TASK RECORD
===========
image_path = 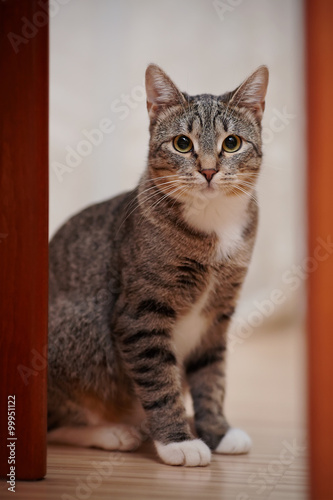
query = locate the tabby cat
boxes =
[48,63,269,466]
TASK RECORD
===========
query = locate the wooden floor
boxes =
[1,321,307,499]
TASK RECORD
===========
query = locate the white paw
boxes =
[215,428,252,454]
[155,439,211,467]
[95,425,142,451]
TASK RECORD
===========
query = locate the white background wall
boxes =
[50,0,305,319]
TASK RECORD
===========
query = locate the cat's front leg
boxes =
[186,334,252,455]
[115,314,211,466]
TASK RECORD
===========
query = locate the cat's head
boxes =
[144,64,268,204]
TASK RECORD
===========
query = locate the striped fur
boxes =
[48,64,268,465]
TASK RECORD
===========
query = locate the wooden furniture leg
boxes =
[306,0,333,498]
[0,0,48,481]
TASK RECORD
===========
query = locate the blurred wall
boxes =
[50,0,305,320]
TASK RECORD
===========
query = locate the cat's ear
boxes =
[145,64,185,122]
[229,66,269,122]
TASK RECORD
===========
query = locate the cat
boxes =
[48,63,269,467]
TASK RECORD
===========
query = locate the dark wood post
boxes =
[306,0,333,498]
[0,0,48,480]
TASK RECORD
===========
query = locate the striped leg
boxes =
[114,300,211,466]
[186,340,251,454]
[186,342,230,449]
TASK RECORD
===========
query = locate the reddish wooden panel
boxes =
[306,0,333,498]
[0,0,48,481]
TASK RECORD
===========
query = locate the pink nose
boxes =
[201,169,217,182]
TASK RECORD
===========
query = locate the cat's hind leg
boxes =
[48,424,143,451]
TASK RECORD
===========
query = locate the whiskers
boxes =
[148,183,188,212]
[117,169,259,236]
[218,172,259,206]
[116,175,188,234]
[228,183,259,206]
[136,181,189,228]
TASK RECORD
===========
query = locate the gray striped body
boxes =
[48,64,268,450]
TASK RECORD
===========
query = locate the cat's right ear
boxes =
[145,64,185,123]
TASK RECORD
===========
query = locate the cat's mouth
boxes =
[200,183,217,191]
[198,177,237,191]
[197,178,255,199]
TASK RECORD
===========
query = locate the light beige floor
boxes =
[1,322,308,500]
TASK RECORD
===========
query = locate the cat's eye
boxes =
[222,135,242,153]
[173,135,193,153]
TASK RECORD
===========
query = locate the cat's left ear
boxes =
[229,66,269,122]
[145,64,185,123]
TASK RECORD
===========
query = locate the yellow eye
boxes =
[173,135,193,153]
[222,135,242,153]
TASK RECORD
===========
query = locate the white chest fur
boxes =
[173,191,250,361]
[182,191,250,260]
[172,276,216,362]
